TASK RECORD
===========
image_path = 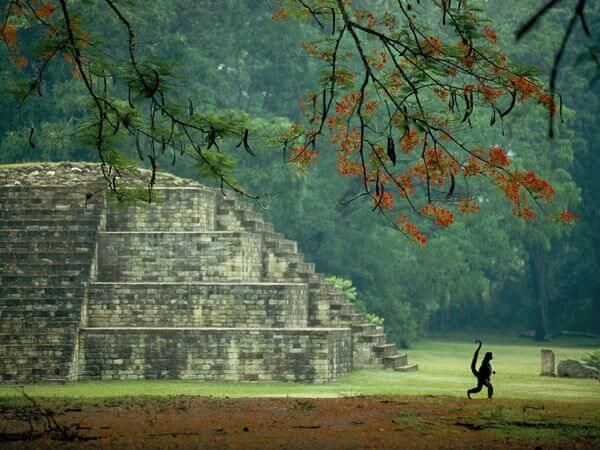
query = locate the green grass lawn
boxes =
[1,334,598,403]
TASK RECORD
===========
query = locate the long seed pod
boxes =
[445,173,456,200]
[242,129,255,156]
[207,128,217,150]
[387,136,397,166]
[28,127,36,148]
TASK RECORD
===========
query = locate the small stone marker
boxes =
[540,349,555,376]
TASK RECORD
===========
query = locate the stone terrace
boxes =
[0,162,417,383]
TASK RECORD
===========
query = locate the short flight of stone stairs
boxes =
[213,194,416,372]
[0,186,103,382]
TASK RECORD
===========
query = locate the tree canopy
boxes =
[0,0,581,238]
[1,0,597,342]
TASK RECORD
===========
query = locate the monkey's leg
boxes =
[483,379,494,399]
[467,380,483,399]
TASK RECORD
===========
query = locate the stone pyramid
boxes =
[0,163,417,383]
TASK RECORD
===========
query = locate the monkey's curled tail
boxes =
[471,340,482,377]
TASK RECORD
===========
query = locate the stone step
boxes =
[264,238,297,253]
[0,195,93,206]
[328,293,346,306]
[272,250,305,262]
[0,332,79,343]
[287,261,315,273]
[0,269,89,279]
[0,219,99,231]
[327,316,352,327]
[0,240,95,250]
[258,231,286,242]
[0,286,84,296]
[384,353,408,369]
[340,304,356,315]
[351,323,377,335]
[0,209,99,219]
[0,230,97,242]
[0,251,94,262]
[363,333,387,345]
[329,303,344,311]
[0,322,80,333]
[0,275,84,285]
[373,343,397,358]
[241,220,275,233]
[0,262,90,272]
[0,185,93,193]
[237,209,264,223]
[217,197,254,213]
[394,363,419,372]
[0,308,80,318]
[0,298,82,307]
[349,313,366,324]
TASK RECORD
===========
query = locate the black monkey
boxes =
[467,340,495,399]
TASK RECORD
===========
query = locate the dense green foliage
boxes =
[1,0,598,345]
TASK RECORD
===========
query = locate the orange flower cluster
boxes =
[369,50,387,70]
[0,24,18,50]
[336,157,362,176]
[289,145,319,172]
[373,191,394,210]
[396,214,427,245]
[457,40,475,67]
[510,75,557,115]
[393,173,415,199]
[410,148,459,185]
[503,180,520,204]
[272,8,289,21]
[513,171,555,203]
[420,36,443,57]
[9,54,28,68]
[364,100,379,115]
[354,9,378,28]
[33,1,55,19]
[300,42,318,56]
[399,129,420,153]
[558,210,580,224]
[489,146,510,167]
[458,196,480,214]
[334,92,361,118]
[483,26,498,44]
[333,69,355,87]
[331,129,362,156]
[517,207,538,221]
[421,205,454,227]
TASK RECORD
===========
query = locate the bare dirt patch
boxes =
[0,396,598,449]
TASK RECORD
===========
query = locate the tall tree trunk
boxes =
[530,246,549,341]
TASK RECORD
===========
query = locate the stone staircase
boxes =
[0,186,103,382]
[0,164,417,383]
[214,195,417,372]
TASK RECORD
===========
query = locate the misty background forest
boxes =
[1,0,598,346]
